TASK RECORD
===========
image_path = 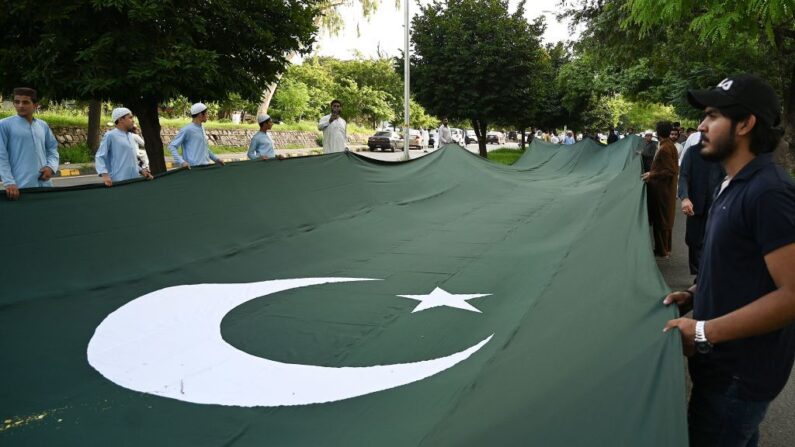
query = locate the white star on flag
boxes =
[397,287,492,313]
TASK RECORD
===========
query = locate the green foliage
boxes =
[272,78,311,122]
[410,0,546,154]
[59,143,93,164]
[270,57,430,128]
[0,0,320,105]
[487,148,525,165]
[562,0,793,125]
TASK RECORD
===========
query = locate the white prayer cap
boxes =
[111,107,132,123]
[644,129,654,135]
[190,102,208,115]
[257,114,272,124]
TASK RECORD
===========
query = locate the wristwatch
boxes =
[695,321,713,354]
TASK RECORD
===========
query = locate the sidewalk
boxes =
[57,145,369,177]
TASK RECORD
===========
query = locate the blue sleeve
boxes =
[168,128,186,165]
[95,133,111,175]
[755,186,795,255]
[43,123,60,172]
[0,122,15,185]
[678,146,691,199]
[207,147,219,162]
[247,136,259,160]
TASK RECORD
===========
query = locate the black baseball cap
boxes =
[687,74,781,126]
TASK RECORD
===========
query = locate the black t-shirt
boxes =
[690,153,795,401]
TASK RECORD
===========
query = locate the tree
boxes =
[271,79,311,122]
[256,0,395,115]
[0,0,319,173]
[411,0,545,157]
[562,0,795,166]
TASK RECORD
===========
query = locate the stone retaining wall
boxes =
[51,126,369,149]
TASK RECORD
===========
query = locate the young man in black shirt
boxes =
[663,74,795,446]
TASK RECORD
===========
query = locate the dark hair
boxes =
[686,127,696,133]
[330,99,341,107]
[13,87,38,103]
[672,121,681,128]
[719,106,784,155]
[656,121,672,139]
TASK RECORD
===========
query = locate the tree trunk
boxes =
[520,129,526,150]
[87,100,102,153]
[257,81,279,116]
[129,97,167,175]
[472,119,488,158]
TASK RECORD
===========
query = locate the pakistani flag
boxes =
[1,137,687,446]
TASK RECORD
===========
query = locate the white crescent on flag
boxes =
[87,277,493,407]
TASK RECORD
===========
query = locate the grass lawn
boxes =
[487,148,526,165]
[0,110,373,133]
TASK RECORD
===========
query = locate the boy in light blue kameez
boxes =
[168,103,225,168]
[0,87,59,200]
[95,108,153,187]
[248,114,283,161]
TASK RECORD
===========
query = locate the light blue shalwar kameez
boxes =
[0,115,59,188]
[168,123,219,166]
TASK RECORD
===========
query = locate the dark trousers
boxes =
[685,214,708,274]
[653,228,672,256]
[688,382,770,447]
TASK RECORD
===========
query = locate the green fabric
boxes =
[0,136,687,446]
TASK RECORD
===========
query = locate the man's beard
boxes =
[700,129,736,162]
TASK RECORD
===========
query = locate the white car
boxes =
[395,129,426,150]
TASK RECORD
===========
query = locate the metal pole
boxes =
[402,0,410,161]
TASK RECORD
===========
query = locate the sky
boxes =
[311,0,581,60]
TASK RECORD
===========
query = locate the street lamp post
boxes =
[402,0,410,161]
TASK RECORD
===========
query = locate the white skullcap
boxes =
[111,107,132,123]
[257,114,272,124]
[190,102,208,115]
[644,129,654,135]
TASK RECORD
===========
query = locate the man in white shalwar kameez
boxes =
[317,99,347,154]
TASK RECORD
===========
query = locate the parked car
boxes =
[395,129,426,150]
[368,130,401,151]
[486,131,505,145]
[465,130,478,144]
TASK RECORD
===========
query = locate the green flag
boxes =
[1,136,687,446]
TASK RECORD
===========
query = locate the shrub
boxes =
[59,143,93,164]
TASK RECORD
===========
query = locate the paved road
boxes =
[660,204,794,447]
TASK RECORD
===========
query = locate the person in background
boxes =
[168,102,225,168]
[607,127,619,144]
[318,99,347,154]
[130,123,150,174]
[641,121,679,257]
[640,130,657,173]
[95,108,153,187]
[670,127,684,162]
[678,141,724,274]
[0,87,59,200]
[248,114,283,161]
[563,130,576,145]
[436,117,453,149]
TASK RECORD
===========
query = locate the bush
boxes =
[315,134,323,147]
[59,143,93,164]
